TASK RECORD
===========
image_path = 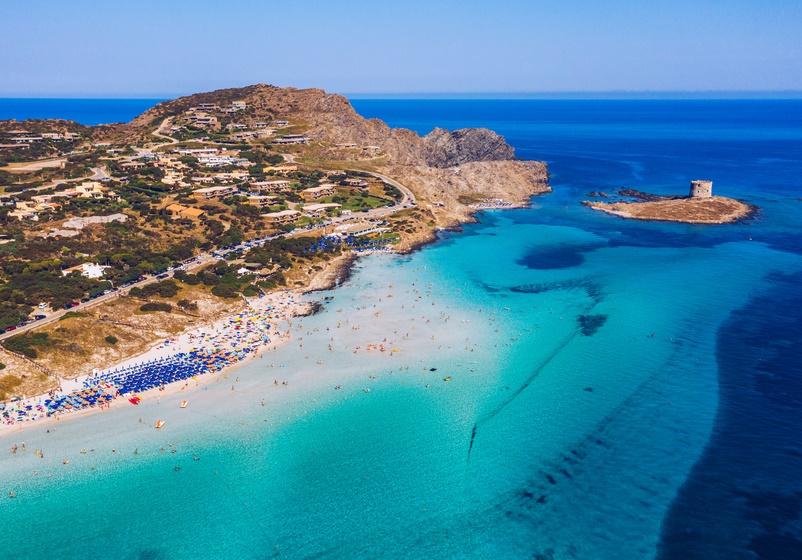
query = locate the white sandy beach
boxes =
[0,290,311,436]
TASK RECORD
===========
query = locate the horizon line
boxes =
[1,89,802,101]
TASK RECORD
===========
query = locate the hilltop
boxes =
[122,84,549,227]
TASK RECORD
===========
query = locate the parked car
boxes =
[34,315,46,320]
[5,326,17,332]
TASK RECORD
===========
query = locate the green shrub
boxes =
[0,373,23,400]
[177,299,198,312]
[211,284,239,299]
[139,302,172,313]
[242,284,260,297]
[105,335,118,345]
[3,332,54,358]
[142,280,179,298]
[59,311,87,321]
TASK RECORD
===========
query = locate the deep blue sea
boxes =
[2,98,802,559]
[0,98,165,125]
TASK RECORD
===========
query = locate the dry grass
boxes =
[29,284,235,380]
[0,350,54,400]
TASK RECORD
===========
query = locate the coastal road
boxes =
[4,157,67,173]
[1,154,417,341]
[282,153,417,207]
[0,256,215,342]
[4,166,110,196]
[364,170,416,206]
[151,117,179,145]
[89,166,110,180]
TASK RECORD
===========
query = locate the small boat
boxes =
[180,400,188,409]
[444,376,451,381]
[155,420,165,429]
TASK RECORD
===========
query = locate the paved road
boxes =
[6,166,110,196]
[4,158,67,173]
[2,149,417,341]
[365,170,416,206]
[283,153,416,206]
[0,254,215,342]
[151,117,179,145]
[89,166,110,180]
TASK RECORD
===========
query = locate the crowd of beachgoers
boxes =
[468,199,522,210]
[0,291,306,434]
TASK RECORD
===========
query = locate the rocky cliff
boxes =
[422,127,515,167]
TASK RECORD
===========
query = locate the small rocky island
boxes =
[583,181,755,224]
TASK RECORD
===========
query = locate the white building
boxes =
[62,263,109,279]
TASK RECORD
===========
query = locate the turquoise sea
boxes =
[2,99,802,559]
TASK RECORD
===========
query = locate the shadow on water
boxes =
[515,243,604,270]
[658,271,802,560]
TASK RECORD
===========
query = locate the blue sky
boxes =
[2,0,801,97]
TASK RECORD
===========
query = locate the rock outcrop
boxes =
[422,127,515,168]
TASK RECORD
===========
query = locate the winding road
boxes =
[0,131,418,340]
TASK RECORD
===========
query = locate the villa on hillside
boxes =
[252,180,292,193]
[166,204,205,220]
[265,210,300,224]
[302,203,341,217]
[177,148,218,156]
[272,134,309,145]
[263,164,298,174]
[71,181,117,199]
[335,222,390,237]
[61,262,109,279]
[246,195,277,208]
[301,184,336,201]
[192,186,237,199]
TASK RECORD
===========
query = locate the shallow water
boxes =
[2,99,802,558]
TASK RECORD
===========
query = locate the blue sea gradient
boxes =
[0,98,165,125]
[2,99,802,559]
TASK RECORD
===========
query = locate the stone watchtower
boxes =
[689,180,713,198]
